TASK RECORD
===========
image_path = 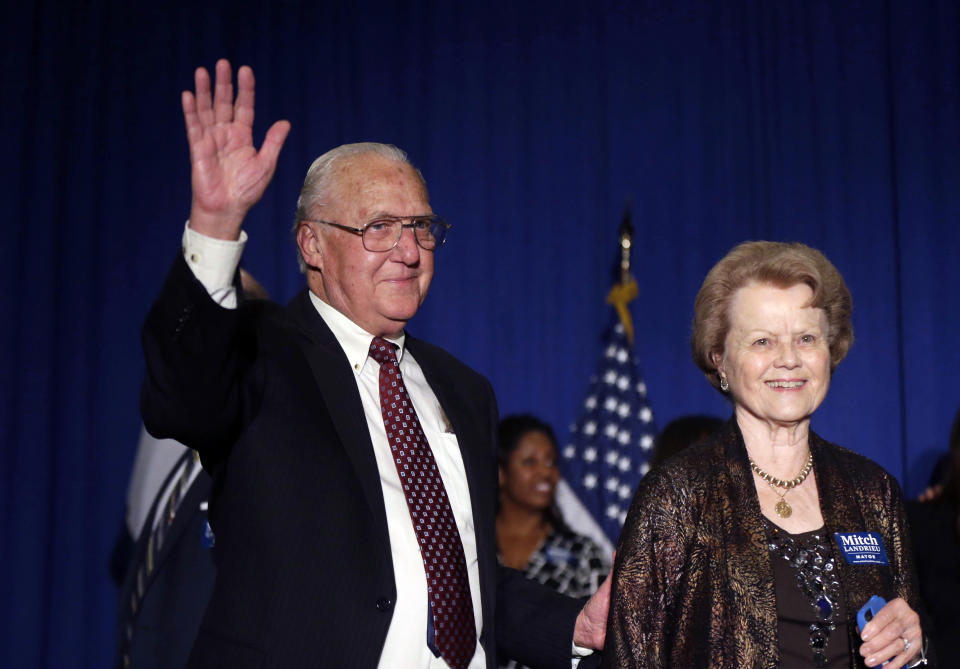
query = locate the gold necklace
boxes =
[749,452,814,518]
[766,482,795,518]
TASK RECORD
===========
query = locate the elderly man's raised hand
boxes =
[183,59,290,240]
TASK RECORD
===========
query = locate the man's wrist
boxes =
[182,222,246,308]
[187,205,246,241]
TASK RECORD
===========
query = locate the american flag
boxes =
[559,320,657,546]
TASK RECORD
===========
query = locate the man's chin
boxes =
[377,291,424,317]
[373,303,421,334]
[384,310,418,327]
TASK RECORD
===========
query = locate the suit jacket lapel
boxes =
[406,336,494,520]
[409,343,484,488]
[286,290,392,555]
[407,336,498,624]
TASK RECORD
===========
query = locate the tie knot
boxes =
[369,337,399,366]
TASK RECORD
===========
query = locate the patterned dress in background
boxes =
[499,528,610,669]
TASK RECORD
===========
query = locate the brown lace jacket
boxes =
[603,419,929,668]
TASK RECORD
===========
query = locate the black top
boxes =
[764,519,850,668]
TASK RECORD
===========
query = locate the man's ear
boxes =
[296,223,323,271]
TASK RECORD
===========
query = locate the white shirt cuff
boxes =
[572,642,594,658]
[181,222,247,309]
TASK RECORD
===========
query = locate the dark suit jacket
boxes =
[141,256,580,669]
[115,458,215,669]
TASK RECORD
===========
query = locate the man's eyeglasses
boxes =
[301,215,450,253]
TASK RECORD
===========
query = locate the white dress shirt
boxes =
[181,224,485,669]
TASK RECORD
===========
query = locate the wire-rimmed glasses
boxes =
[301,215,450,252]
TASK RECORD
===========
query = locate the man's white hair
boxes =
[291,142,427,272]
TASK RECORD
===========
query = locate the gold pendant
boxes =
[775,499,792,518]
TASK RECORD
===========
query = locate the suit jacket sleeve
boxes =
[141,254,259,462]
[495,564,583,669]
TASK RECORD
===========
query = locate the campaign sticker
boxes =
[833,532,888,566]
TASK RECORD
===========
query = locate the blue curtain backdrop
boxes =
[2,0,958,666]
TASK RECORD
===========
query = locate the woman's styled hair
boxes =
[691,241,854,391]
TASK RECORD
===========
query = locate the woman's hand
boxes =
[183,59,290,240]
[859,597,924,668]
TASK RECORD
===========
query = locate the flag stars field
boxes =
[561,321,659,544]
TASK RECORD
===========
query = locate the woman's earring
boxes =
[719,374,729,392]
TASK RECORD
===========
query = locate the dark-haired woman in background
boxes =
[496,415,610,669]
[497,414,609,596]
[907,406,960,658]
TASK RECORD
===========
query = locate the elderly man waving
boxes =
[138,59,608,669]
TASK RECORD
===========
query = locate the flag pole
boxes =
[559,203,658,548]
[606,203,639,344]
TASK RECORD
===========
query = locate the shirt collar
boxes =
[307,291,406,373]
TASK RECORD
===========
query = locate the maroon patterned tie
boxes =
[369,337,477,669]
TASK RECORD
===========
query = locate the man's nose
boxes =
[392,224,421,261]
